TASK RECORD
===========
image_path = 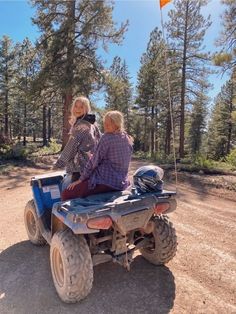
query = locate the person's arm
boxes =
[54,125,87,169]
[80,134,108,181]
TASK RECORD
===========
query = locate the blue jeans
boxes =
[61,174,72,191]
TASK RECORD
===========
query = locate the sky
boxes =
[0,0,229,107]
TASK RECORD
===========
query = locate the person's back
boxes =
[67,117,100,174]
[53,96,101,186]
[88,132,132,191]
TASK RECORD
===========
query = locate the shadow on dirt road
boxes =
[0,241,175,314]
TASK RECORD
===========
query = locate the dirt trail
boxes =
[0,161,235,314]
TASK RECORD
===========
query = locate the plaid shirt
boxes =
[80,132,133,190]
[55,119,101,174]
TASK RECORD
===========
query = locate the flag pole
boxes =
[159,3,178,191]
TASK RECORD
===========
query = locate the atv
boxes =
[24,170,177,303]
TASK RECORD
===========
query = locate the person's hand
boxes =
[67,179,81,190]
[50,163,58,171]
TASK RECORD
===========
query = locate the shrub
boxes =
[0,143,30,160]
[134,151,151,160]
[194,155,215,169]
[31,139,61,157]
[226,149,236,167]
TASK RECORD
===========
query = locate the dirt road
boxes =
[0,161,235,314]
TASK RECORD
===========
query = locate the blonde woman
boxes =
[61,110,133,201]
[54,96,101,188]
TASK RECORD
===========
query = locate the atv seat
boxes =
[84,190,132,203]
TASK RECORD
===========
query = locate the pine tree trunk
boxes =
[4,78,9,138]
[151,105,155,157]
[143,107,148,152]
[165,110,171,155]
[9,120,12,140]
[155,106,158,153]
[42,104,47,146]
[126,107,130,134]
[23,103,27,146]
[179,1,189,158]
[62,93,72,147]
[226,85,233,154]
[48,106,51,143]
[62,0,75,148]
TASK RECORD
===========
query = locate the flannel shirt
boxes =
[55,119,101,174]
[80,132,133,190]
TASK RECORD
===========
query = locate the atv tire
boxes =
[50,230,93,303]
[140,215,177,265]
[24,199,46,245]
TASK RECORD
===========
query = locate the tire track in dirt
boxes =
[169,194,236,314]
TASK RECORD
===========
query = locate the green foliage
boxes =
[214,0,236,72]
[0,143,30,160]
[104,56,133,132]
[167,0,212,157]
[31,139,61,157]
[0,36,17,138]
[134,151,152,160]
[193,155,215,169]
[188,93,208,155]
[136,27,176,155]
[0,139,61,161]
[207,78,235,159]
[134,151,176,165]
[226,149,236,166]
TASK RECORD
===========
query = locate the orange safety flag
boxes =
[160,0,171,8]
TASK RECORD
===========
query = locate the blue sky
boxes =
[0,0,229,107]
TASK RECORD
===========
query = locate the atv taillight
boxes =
[87,216,112,230]
[154,203,170,214]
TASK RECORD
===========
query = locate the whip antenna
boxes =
[159,0,178,190]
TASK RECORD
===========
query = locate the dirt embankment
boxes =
[0,160,235,314]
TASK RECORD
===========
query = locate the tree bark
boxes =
[151,105,155,157]
[165,109,171,155]
[4,69,9,138]
[23,103,27,146]
[226,83,233,154]
[48,106,51,143]
[62,0,75,148]
[42,104,47,146]
[179,0,189,158]
[143,107,149,152]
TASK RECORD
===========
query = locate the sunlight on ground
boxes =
[0,292,5,300]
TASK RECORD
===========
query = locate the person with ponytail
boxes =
[61,110,133,201]
[54,96,101,189]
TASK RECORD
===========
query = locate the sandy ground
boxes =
[0,160,235,314]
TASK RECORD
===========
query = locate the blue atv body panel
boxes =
[31,172,65,217]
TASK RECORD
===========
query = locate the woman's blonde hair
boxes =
[69,96,91,125]
[104,110,125,132]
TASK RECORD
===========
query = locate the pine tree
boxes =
[188,88,209,155]
[104,56,133,131]
[214,0,236,72]
[31,0,127,147]
[0,36,17,139]
[166,0,211,157]
[136,27,179,156]
[207,79,235,159]
[14,38,38,145]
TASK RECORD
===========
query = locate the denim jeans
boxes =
[61,174,72,191]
